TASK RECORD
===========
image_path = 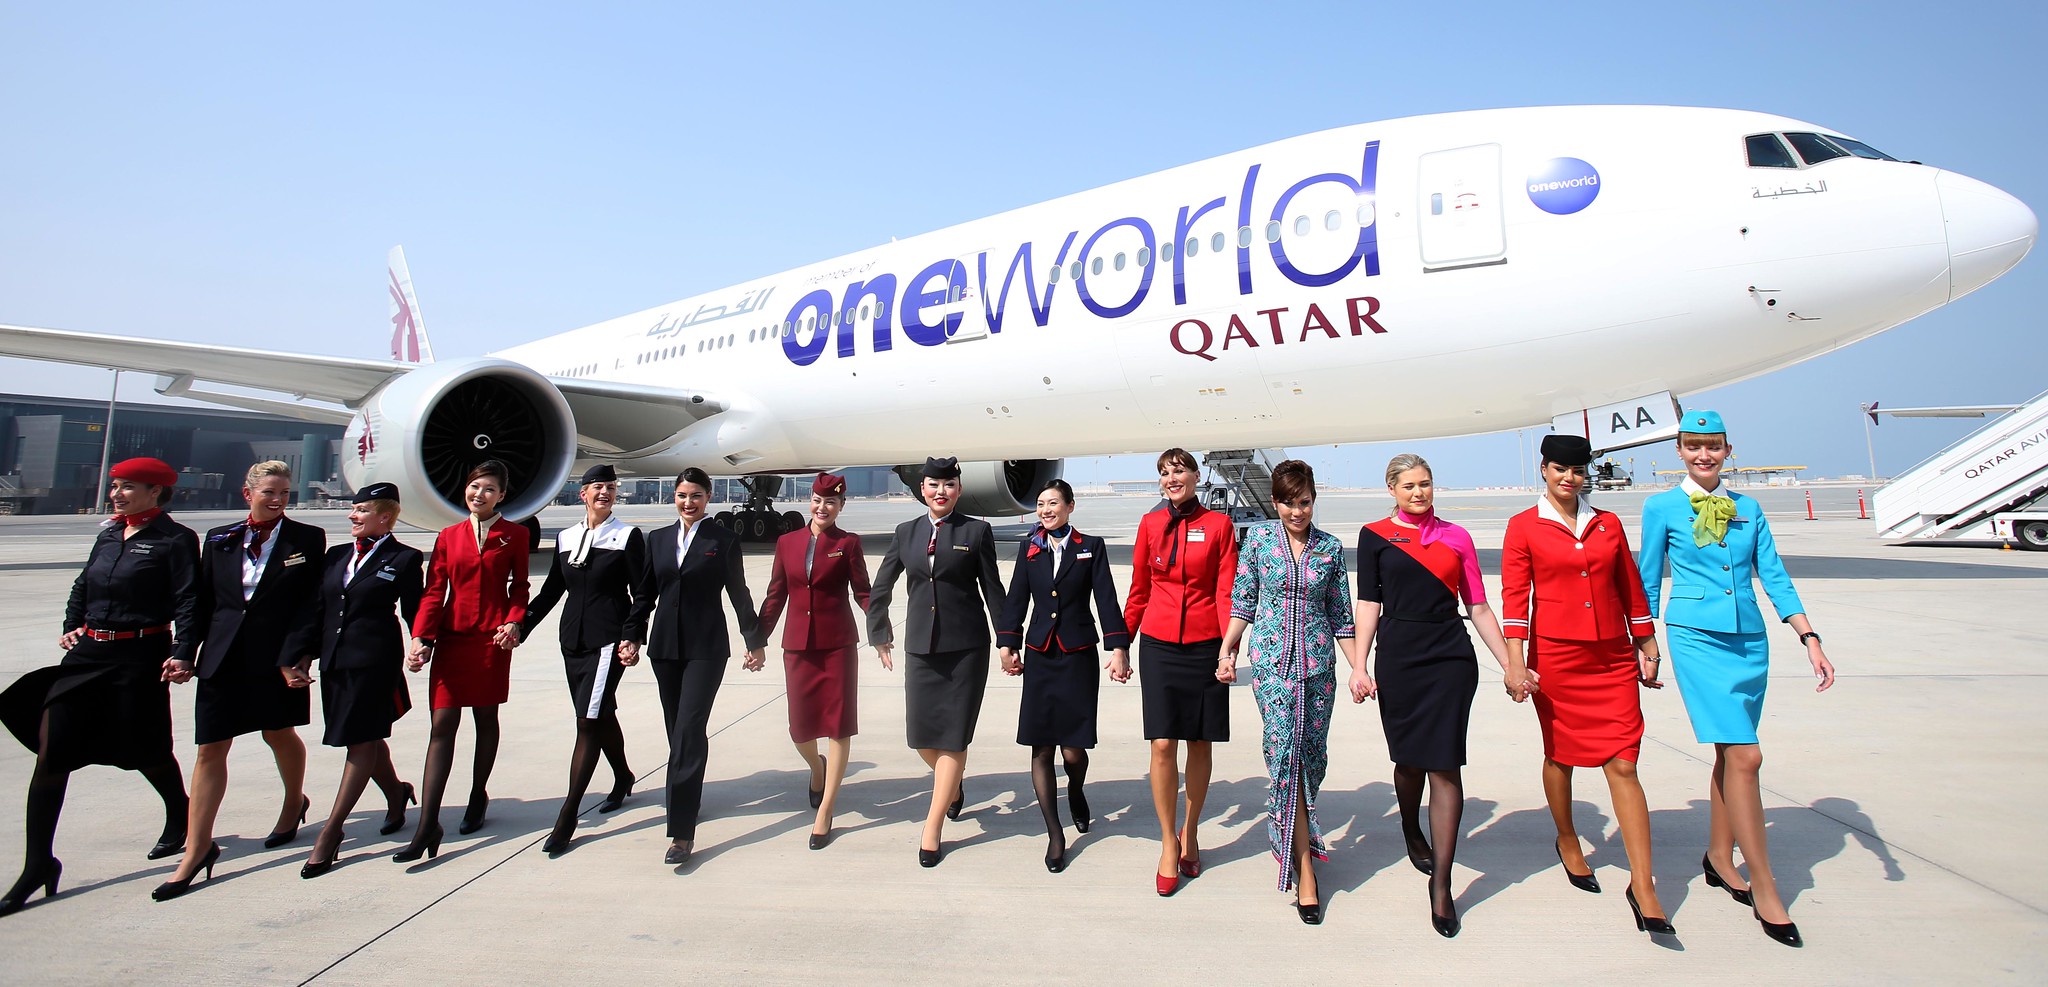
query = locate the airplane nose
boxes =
[1938,170,2036,301]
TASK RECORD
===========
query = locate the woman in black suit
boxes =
[154,461,328,900]
[518,464,656,856]
[645,467,765,865]
[300,484,423,877]
[1,458,198,916]
[867,457,1006,867]
[997,479,1130,873]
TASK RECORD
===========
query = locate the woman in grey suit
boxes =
[867,457,1005,867]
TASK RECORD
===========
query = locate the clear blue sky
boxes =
[2,2,2042,488]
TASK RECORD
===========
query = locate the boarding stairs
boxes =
[1202,449,1283,523]
[1873,386,2048,547]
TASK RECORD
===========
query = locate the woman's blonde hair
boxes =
[245,460,292,488]
[1384,453,1431,488]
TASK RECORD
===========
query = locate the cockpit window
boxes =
[1827,136,1897,161]
[1745,133,1797,169]
[1784,132,1849,166]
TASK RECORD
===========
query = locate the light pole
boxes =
[94,369,121,514]
[1860,401,1879,482]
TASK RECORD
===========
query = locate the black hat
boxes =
[1539,434,1594,467]
[580,464,618,485]
[351,482,401,504]
[920,456,961,480]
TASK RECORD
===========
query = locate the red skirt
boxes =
[1527,633,1643,767]
[783,646,857,742]
[428,632,511,710]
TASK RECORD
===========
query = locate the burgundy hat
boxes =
[812,472,846,497]
[110,457,178,487]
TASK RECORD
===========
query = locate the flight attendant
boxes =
[1122,448,1238,896]
[155,461,327,901]
[646,467,766,865]
[1353,453,1518,938]
[996,479,1130,874]
[757,472,872,851]
[518,465,656,856]
[867,457,1005,867]
[300,484,423,877]
[1218,461,1354,925]
[0,458,198,916]
[1500,436,1672,936]
[399,460,531,862]
[1640,411,1836,948]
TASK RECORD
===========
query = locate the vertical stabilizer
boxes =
[386,246,436,363]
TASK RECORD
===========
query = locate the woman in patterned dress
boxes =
[1219,460,1355,925]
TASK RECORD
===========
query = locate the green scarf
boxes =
[1690,491,1738,547]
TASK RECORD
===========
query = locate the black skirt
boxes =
[1138,635,1229,742]
[1017,645,1100,748]
[1374,646,1478,771]
[320,661,412,748]
[0,636,175,771]
[905,647,988,751]
[193,639,310,745]
[564,646,629,720]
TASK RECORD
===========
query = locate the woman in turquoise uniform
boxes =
[1639,410,1836,948]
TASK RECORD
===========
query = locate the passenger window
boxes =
[1137,246,1151,267]
[859,304,870,320]
[1784,132,1848,165]
[1293,215,1310,237]
[1829,136,1896,161]
[1091,256,1104,276]
[1745,133,1798,169]
[1324,209,1341,231]
[1184,238,1197,257]
[1210,232,1225,253]
[1114,252,1126,271]
[1159,242,1173,262]
[1070,261,1083,281]
[1357,202,1374,226]
[1048,265,1060,283]
[1238,226,1253,248]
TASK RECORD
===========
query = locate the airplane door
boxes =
[941,254,988,344]
[1417,144,1507,271]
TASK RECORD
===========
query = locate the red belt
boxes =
[83,624,171,641]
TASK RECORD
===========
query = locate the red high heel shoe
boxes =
[1155,870,1179,896]
[1178,856,1201,878]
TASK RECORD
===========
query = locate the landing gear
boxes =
[715,475,803,543]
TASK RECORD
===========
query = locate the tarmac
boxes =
[0,485,2042,985]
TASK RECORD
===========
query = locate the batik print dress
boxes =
[1229,521,1355,891]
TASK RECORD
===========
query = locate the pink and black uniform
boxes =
[1356,513,1487,770]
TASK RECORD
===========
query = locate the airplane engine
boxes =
[894,458,1065,517]
[341,357,577,530]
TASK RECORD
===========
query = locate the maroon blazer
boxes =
[758,525,871,652]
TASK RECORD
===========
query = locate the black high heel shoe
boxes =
[1754,906,1803,947]
[151,843,221,901]
[945,784,965,821]
[1405,834,1434,876]
[458,792,489,835]
[263,796,312,849]
[599,781,632,814]
[542,825,573,858]
[146,828,187,861]
[1557,843,1601,893]
[392,824,442,863]
[1295,895,1325,925]
[1429,879,1460,938]
[1045,837,1068,874]
[1070,788,1092,834]
[1702,852,1754,906]
[1627,886,1676,935]
[1,858,62,916]
[300,853,335,879]
[918,844,942,868]
[380,783,416,836]
[808,830,831,851]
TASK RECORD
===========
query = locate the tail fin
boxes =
[386,246,436,364]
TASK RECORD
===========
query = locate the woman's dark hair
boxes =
[465,459,512,496]
[1039,479,1075,505]
[1156,447,1198,474]
[674,467,713,491]
[1270,459,1316,504]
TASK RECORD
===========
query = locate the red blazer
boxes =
[413,517,531,641]
[1122,504,1238,644]
[758,525,871,652]
[1500,505,1654,643]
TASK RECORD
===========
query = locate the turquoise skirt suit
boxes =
[1638,480,1805,744]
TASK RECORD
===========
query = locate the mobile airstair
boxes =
[1202,449,1283,525]
[1873,387,2048,549]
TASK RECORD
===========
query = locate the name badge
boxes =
[827,551,845,558]
[1389,536,1411,544]
[1076,551,1094,559]
[283,555,307,567]
[376,569,397,581]
[1187,529,1206,543]
[1730,516,1749,526]
[129,546,153,554]
[951,544,970,551]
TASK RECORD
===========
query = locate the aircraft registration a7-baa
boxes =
[1,106,2034,533]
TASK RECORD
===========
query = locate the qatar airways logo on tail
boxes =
[780,141,1386,366]
[389,269,422,362]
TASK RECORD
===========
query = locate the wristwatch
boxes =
[1798,631,1823,646]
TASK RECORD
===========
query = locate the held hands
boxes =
[616,640,640,666]
[743,648,766,673]
[1502,665,1539,702]
[58,628,84,651]
[875,642,894,671]
[407,639,433,673]
[493,623,522,650]
[1106,648,1131,684]
[1635,637,1664,689]
[161,658,195,684]
[281,658,315,689]
[999,647,1023,676]
[1347,668,1378,704]
[1215,641,1239,684]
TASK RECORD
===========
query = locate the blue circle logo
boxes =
[1527,158,1600,215]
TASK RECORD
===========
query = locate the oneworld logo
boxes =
[1527,157,1600,215]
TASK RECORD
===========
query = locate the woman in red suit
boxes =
[1500,435,1672,935]
[398,460,530,861]
[756,473,871,849]
[1122,448,1238,896]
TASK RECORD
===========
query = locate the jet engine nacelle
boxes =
[893,458,1065,517]
[341,357,577,530]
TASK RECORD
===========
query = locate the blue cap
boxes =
[1679,409,1727,435]
[351,482,401,504]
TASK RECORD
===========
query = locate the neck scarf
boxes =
[1162,499,1200,567]
[107,507,163,529]
[1690,492,1739,547]
[1028,523,1073,557]
[926,514,944,555]
[355,535,377,558]
[242,515,282,560]
[1398,507,1449,547]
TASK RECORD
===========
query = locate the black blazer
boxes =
[318,537,425,671]
[194,517,326,677]
[521,517,656,652]
[997,530,1131,654]
[867,513,1005,653]
[645,520,764,662]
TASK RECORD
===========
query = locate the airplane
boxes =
[1,105,2036,537]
